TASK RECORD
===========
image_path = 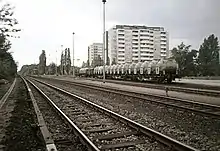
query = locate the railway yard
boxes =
[0,76,220,151]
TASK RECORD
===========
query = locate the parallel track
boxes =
[29,78,198,151]
[86,78,220,97]
[35,77,220,118]
[0,78,16,109]
[21,77,58,151]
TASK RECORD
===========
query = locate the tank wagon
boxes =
[79,58,179,83]
[79,68,94,77]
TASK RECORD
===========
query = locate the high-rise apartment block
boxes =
[88,43,103,66]
[108,25,169,65]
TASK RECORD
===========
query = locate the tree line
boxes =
[0,3,20,80]
[171,34,220,77]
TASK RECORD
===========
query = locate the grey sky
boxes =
[6,0,220,69]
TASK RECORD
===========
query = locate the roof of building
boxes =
[113,25,164,31]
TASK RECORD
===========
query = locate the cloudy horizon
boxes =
[4,0,220,70]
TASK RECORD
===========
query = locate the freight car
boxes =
[79,58,179,83]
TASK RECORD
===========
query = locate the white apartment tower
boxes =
[88,43,103,66]
[108,25,169,65]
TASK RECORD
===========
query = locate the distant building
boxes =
[88,43,103,66]
[107,25,169,65]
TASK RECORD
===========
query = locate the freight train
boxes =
[79,58,179,83]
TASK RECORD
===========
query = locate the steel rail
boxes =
[34,77,220,118]
[21,76,58,151]
[32,78,199,151]
[26,78,100,151]
[0,78,16,110]
[87,78,220,97]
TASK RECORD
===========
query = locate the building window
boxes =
[141,47,149,49]
[118,47,125,49]
[132,30,138,33]
[141,51,149,54]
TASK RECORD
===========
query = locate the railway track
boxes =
[21,77,58,151]
[28,77,198,151]
[34,77,220,118]
[0,79,16,150]
[0,79,16,110]
[86,78,220,97]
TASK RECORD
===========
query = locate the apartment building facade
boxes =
[88,43,103,66]
[108,25,169,65]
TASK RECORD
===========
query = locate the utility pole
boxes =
[72,32,75,77]
[102,0,106,83]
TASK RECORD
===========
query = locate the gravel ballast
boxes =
[0,83,10,99]
[36,78,220,151]
[32,79,171,151]
[29,83,87,151]
[0,78,46,151]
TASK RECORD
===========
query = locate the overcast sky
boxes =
[5,0,220,70]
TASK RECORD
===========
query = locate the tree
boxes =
[86,60,89,67]
[107,56,110,65]
[171,43,198,76]
[60,48,71,75]
[0,3,20,37]
[66,48,71,74]
[60,52,64,75]
[48,62,56,75]
[0,45,17,79]
[38,50,46,75]
[91,55,103,67]
[111,58,116,65]
[81,61,87,68]
[198,34,220,76]
[0,3,20,80]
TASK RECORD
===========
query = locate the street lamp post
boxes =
[72,32,75,77]
[102,0,106,83]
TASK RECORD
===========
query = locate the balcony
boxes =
[161,36,167,40]
[161,45,167,49]
[132,40,139,44]
[132,36,138,39]
[118,34,125,37]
